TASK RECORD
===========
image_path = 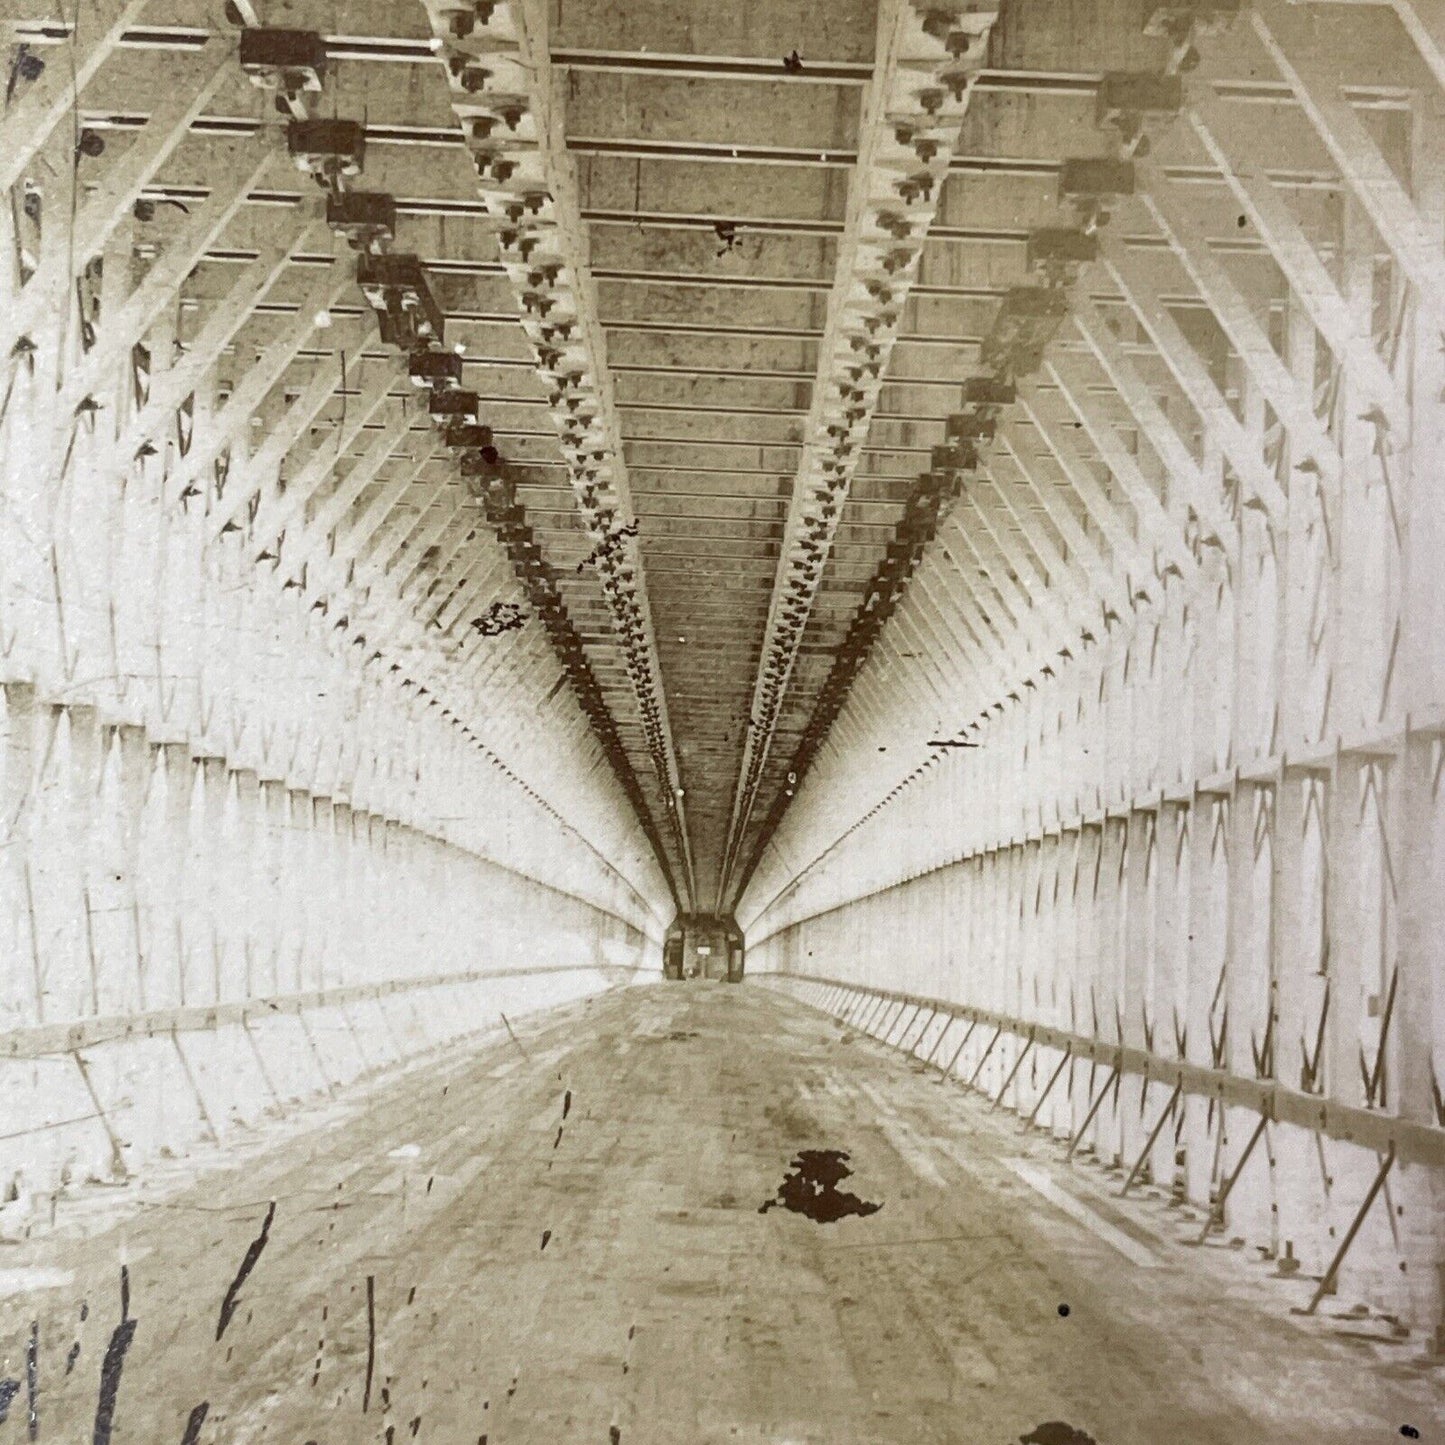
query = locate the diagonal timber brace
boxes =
[0,0,152,195]
[54,143,277,423]
[78,221,329,493]
[0,38,235,364]
[1252,0,1445,338]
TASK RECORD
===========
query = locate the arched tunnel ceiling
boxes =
[6,0,1438,922]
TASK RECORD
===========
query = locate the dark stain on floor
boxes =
[92,1269,138,1445]
[758,1149,882,1223]
[180,1401,210,1444]
[1020,1424,1099,1445]
[216,1200,276,1341]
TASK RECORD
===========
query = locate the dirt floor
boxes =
[0,981,1440,1443]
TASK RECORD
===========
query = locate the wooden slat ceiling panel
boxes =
[10,0,1394,912]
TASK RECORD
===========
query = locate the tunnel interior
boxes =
[0,0,1442,1438]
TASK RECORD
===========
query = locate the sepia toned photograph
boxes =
[0,0,1441,1439]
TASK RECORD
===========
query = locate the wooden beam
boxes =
[1186,98,1410,433]
[1097,240,1288,524]
[720,0,1000,905]
[1252,0,1445,335]
[1130,166,1343,486]
[416,0,696,905]
[0,0,152,194]
[0,38,235,360]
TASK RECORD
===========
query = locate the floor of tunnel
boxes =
[0,983,1439,1444]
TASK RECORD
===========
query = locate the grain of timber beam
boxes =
[474,632,548,710]
[1378,0,1445,93]
[719,0,1000,907]
[405,528,491,625]
[265,406,421,573]
[323,510,578,794]
[298,464,451,629]
[203,319,388,544]
[415,0,696,907]
[1030,363,1197,582]
[392,503,479,610]
[915,544,1036,727]
[1252,0,1445,337]
[947,502,1059,663]
[0,0,152,194]
[378,484,470,604]
[465,620,542,707]
[938,514,1044,668]
[913,553,1013,699]
[222,334,382,521]
[905,582,977,699]
[913,563,1013,703]
[877,619,951,721]
[297,438,442,578]
[983,449,1121,625]
[1281,0,1445,96]
[355,522,497,678]
[384,497,514,656]
[0,37,234,363]
[946,501,1068,667]
[474,664,589,785]
[434,553,514,638]
[1383,0,1445,93]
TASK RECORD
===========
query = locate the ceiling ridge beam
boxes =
[469,471,682,905]
[416,0,696,907]
[718,0,1000,907]
[729,458,978,897]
